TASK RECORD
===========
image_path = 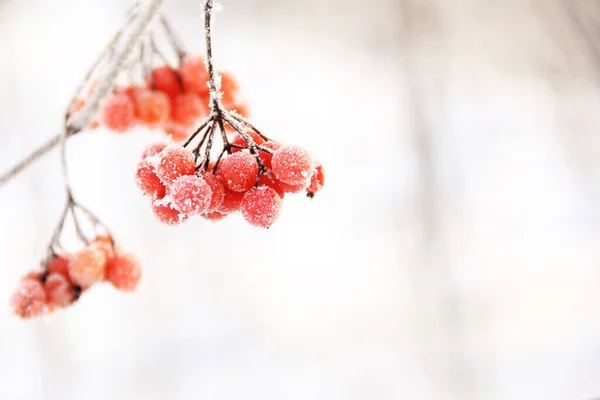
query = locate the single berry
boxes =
[276,178,309,194]
[231,131,265,153]
[155,147,196,185]
[307,164,325,197]
[258,173,285,198]
[152,200,187,225]
[142,142,168,159]
[151,65,182,99]
[241,186,282,228]
[170,175,213,215]
[91,236,115,261]
[10,279,47,319]
[47,256,70,280]
[136,90,171,126]
[136,159,166,199]
[201,172,225,213]
[106,254,142,292]
[271,145,314,185]
[172,93,208,127]
[219,152,259,192]
[120,84,147,117]
[258,141,281,170]
[163,123,189,142]
[218,186,244,214]
[101,93,136,132]
[44,273,76,308]
[68,245,108,288]
[180,56,209,98]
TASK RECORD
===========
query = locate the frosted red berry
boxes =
[180,56,209,97]
[135,90,171,126]
[44,273,76,308]
[101,93,136,132]
[91,236,115,261]
[307,164,325,197]
[258,141,281,169]
[170,175,213,215]
[172,93,207,127]
[241,186,282,228]
[276,178,309,194]
[47,256,70,279]
[141,142,168,159]
[218,186,244,214]
[271,145,314,185]
[136,159,166,199]
[106,254,142,292]
[258,174,285,198]
[68,245,108,288]
[231,131,265,153]
[201,172,225,213]
[11,279,47,319]
[152,201,187,225]
[151,65,182,99]
[219,152,259,192]
[155,147,196,185]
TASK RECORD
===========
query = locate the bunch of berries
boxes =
[10,236,141,319]
[77,56,248,141]
[136,135,324,228]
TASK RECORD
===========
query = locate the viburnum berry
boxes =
[68,245,108,288]
[141,142,168,159]
[258,173,285,198]
[219,152,259,192]
[136,159,166,199]
[201,172,225,213]
[91,236,115,261]
[164,123,189,142]
[218,186,244,214]
[152,201,187,225]
[154,147,196,185]
[275,178,309,194]
[231,131,265,153]
[180,56,209,97]
[11,279,47,319]
[172,93,207,127]
[120,84,146,117]
[307,164,325,198]
[258,141,281,170]
[169,175,213,215]
[47,256,70,279]
[241,186,282,228]
[271,145,314,185]
[44,273,76,308]
[135,90,171,126]
[106,254,142,292]
[101,93,136,132]
[151,65,182,99]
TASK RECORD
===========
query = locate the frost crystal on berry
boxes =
[271,146,314,185]
[170,175,213,215]
[241,186,282,228]
[219,152,259,192]
[155,147,196,185]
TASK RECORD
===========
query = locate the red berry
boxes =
[241,186,282,228]
[258,141,281,170]
[101,93,136,132]
[276,178,309,194]
[119,84,147,117]
[180,56,209,97]
[152,200,187,225]
[172,93,208,127]
[170,175,212,215]
[136,159,166,199]
[10,279,47,319]
[271,145,314,185]
[151,65,182,99]
[68,245,108,288]
[163,123,189,142]
[155,147,196,185]
[135,90,171,126]
[230,131,265,153]
[201,172,225,213]
[23,270,44,282]
[47,256,70,279]
[307,164,325,197]
[106,254,142,292]
[44,273,76,308]
[258,174,284,198]
[142,142,168,159]
[218,186,244,214]
[203,211,227,221]
[219,152,259,192]
[91,236,115,261]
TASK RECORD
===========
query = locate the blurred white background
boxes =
[0,0,599,399]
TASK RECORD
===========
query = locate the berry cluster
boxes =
[136,136,324,228]
[10,236,141,319]
[70,56,248,142]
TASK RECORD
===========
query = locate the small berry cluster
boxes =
[10,236,141,319]
[136,135,324,228]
